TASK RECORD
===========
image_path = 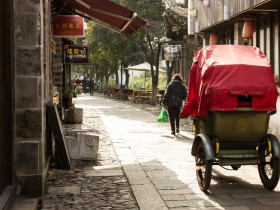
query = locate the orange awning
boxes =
[56,0,147,36]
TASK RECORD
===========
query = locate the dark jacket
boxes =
[88,79,94,88]
[163,80,187,108]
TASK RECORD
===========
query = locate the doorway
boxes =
[0,0,15,206]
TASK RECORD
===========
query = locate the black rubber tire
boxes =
[231,165,241,170]
[258,139,280,191]
[195,140,213,192]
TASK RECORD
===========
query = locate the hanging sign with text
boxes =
[64,45,89,64]
[53,15,85,37]
[161,45,182,60]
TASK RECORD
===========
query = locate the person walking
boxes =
[82,77,88,94]
[88,77,95,96]
[162,74,187,135]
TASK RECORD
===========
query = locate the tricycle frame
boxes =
[191,111,280,192]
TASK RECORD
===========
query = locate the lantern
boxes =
[209,33,219,45]
[242,20,255,41]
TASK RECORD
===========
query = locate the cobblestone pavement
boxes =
[43,96,140,209]
[42,93,192,210]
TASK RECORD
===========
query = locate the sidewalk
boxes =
[43,94,280,210]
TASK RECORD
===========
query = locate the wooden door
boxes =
[0,1,14,194]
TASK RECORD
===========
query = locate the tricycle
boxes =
[181,45,280,192]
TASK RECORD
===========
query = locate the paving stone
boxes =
[47,186,81,195]
[158,189,194,195]
[256,197,280,205]
[131,184,168,210]
[162,194,186,201]
[84,169,123,177]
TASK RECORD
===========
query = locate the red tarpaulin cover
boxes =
[181,45,278,117]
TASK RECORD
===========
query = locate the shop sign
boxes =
[161,45,182,60]
[64,45,89,64]
[53,15,84,37]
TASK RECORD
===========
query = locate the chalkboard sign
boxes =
[46,103,71,169]
[64,45,89,64]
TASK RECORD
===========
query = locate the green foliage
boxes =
[129,72,167,90]
[73,0,164,95]
[75,85,83,95]
[62,88,77,98]
[107,79,118,88]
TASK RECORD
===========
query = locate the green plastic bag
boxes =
[157,107,169,123]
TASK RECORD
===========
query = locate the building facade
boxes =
[0,0,57,208]
[187,0,280,139]
[1,0,147,208]
[188,0,280,82]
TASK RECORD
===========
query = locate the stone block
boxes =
[17,174,43,197]
[65,132,99,161]
[16,48,41,76]
[63,109,74,124]
[78,133,99,160]
[73,108,83,123]
[15,142,39,174]
[11,197,38,210]
[16,77,38,108]
[14,0,40,13]
[16,110,41,140]
[14,13,39,46]
[64,108,83,124]
[65,129,97,138]
[65,136,79,159]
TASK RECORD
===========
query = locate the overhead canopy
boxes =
[126,62,166,73]
[126,62,166,90]
[56,0,147,36]
[181,45,278,117]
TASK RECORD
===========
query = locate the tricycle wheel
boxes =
[195,141,213,192]
[258,140,280,190]
[231,165,241,170]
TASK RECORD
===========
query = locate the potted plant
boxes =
[76,85,83,96]
[62,88,76,109]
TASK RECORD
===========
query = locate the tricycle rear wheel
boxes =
[195,141,213,192]
[258,139,280,190]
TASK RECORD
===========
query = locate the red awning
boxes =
[56,0,147,36]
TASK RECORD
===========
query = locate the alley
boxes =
[44,94,280,210]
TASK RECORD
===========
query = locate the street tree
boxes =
[82,20,145,89]
[119,0,164,105]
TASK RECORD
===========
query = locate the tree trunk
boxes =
[124,69,129,88]
[166,60,176,85]
[150,40,161,106]
[114,60,119,87]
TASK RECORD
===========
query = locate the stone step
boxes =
[11,196,38,210]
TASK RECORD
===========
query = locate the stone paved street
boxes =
[43,93,280,210]
[43,95,139,209]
